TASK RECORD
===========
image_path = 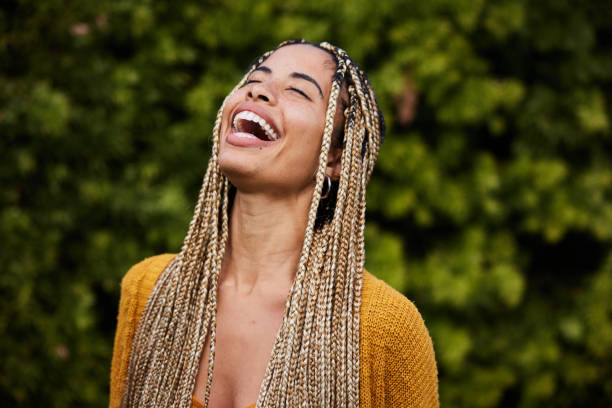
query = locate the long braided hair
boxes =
[121,39,385,408]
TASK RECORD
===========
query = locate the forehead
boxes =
[259,44,337,87]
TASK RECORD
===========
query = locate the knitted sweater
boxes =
[109,254,439,407]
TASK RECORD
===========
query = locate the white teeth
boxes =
[232,110,279,141]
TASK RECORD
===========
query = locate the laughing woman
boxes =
[109,40,439,408]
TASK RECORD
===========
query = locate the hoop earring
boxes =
[321,175,332,200]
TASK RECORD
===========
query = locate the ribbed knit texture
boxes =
[109,254,439,408]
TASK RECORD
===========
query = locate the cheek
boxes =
[288,103,327,143]
[282,108,328,169]
[220,90,244,127]
[225,88,243,106]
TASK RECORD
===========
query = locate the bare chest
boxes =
[193,292,284,408]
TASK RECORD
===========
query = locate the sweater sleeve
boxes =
[360,272,439,408]
[108,254,176,408]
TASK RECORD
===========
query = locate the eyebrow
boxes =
[252,66,324,98]
[290,72,323,98]
[253,66,271,74]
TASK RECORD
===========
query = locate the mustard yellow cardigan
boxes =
[109,254,439,407]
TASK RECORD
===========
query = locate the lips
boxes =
[227,105,281,148]
[233,111,279,141]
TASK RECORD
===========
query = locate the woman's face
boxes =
[218,44,338,197]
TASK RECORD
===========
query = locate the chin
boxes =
[218,151,263,193]
[218,131,278,189]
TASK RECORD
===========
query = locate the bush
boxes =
[1,0,610,406]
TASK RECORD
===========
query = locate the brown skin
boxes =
[192,44,344,408]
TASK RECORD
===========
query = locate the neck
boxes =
[221,187,314,294]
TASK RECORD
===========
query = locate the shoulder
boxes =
[120,253,177,313]
[361,270,431,345]
[121,253,176,289]
[360,271,439,407]
[109,253,176,408]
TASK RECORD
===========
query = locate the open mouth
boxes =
[232,111,280,142]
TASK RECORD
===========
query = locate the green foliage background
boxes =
[1,0,611,406]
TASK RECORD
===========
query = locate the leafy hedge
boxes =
[1,0,610,406]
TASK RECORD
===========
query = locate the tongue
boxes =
[242,120,268,141]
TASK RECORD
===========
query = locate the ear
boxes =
[326,146,343,181]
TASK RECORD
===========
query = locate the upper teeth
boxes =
[233,111,279,141]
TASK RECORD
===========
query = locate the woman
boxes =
[110,39,438,408]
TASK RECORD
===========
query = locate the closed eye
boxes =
[243,79,261,86]
[289,87,312,101]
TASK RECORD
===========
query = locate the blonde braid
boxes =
[121,39,384,408]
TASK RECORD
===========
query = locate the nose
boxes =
[247,82,275,104]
